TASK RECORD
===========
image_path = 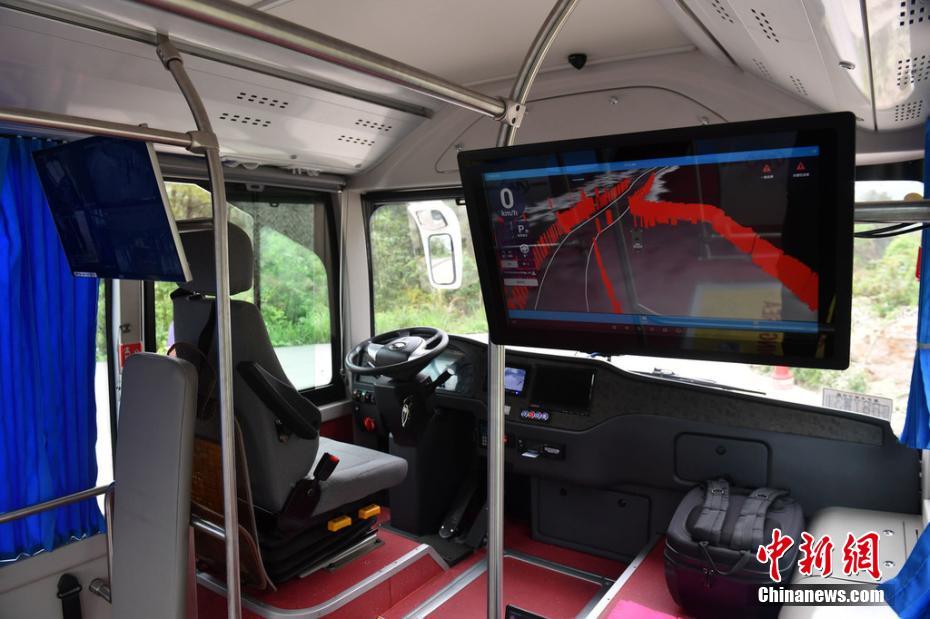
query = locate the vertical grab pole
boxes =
[487,2,579,617]
[156,36,242,619]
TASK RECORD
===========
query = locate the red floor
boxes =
[504,518,625,579]
[602,539,689,619]
[427,556,602,618]
[197,510,442,618]
[197,516,635,618]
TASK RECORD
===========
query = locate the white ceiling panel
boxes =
[264,0,693,86]
[0,6,426,173]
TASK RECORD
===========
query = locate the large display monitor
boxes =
[33,136,191,282]
[459,113,854,368]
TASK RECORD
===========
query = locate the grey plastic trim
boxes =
[157,154,346,192]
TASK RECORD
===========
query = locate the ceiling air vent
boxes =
[218,112,272,128]
[355,118,393,133]
[894,100,925,121]
[337,134,376,147]
[900,0,928,26]
[897,55,930,86]
[751,8,780,43]
[235,91,290,109]
[789,75,808,97]
[710,0,735,24]
[752,58,772,80]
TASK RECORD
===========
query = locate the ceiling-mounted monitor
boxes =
[459,113,854,369]
[32,136,190,282]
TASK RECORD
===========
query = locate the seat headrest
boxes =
[177,225,253,295]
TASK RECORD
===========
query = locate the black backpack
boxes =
[664,479,804,619]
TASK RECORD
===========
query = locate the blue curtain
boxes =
[900,119,930,449]
[880,119,930,616]
[0,137,103,561]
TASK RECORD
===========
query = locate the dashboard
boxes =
[349,333,898,491]
[353,337,603,426]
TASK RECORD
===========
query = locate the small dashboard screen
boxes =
[504,367,527,395]
[531,366,595,410]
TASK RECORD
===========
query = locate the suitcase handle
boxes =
[698,541,753,579]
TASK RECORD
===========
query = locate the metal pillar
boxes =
[156,36,241,619]
[487,2,579,618]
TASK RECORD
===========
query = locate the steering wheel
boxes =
[345,327,449,379]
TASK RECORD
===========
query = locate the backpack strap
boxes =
[728,487,787,551]
[692,479,730,545]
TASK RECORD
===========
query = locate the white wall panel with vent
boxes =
[673,0,874,129]
[866,0,930,130]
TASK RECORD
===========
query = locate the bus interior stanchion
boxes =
[155,35,242,619]
[487,2,579,617]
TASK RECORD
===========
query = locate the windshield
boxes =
[370,199,487,335]
[369,183,921,432]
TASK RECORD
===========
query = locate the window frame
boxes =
[364,188,466,336]
[144,180,345,404]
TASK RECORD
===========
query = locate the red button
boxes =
[363,417,376,432]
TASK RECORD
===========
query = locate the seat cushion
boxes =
[311,437,408,515]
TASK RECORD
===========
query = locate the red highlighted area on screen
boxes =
[628,174,818,311]
[503,169,819,315]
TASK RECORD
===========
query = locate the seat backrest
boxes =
[111,353,197,619]
[172,225,320,514]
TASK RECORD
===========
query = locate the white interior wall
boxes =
[0,535,111,619]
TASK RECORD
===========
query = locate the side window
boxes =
[243,202,333,391]
[153,183,336,392]
[94,282,113,500]
[369,199,487,335]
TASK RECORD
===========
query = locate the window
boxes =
[94,282,113,502]
[369,198,487,335]
[153,182,337,392]
[611,180,922,434]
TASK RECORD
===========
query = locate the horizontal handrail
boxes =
[132,0,508,119]
[0,106,193,147]
[855,200,930,223]
[191,515,226,540]
[0,485,110,525]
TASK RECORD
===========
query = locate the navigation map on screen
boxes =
[481,146,822,340]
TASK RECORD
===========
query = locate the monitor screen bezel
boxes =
[458,112,854,369]
[34,137,192,283]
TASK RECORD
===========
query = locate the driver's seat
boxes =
[172,223,407,581]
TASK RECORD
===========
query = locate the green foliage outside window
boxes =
[151,183,331,354]
[370,202,487,335]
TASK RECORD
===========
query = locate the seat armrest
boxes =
[237,362,321,440]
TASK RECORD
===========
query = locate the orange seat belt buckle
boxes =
[358,504,381,519]
[327,515,352,532]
